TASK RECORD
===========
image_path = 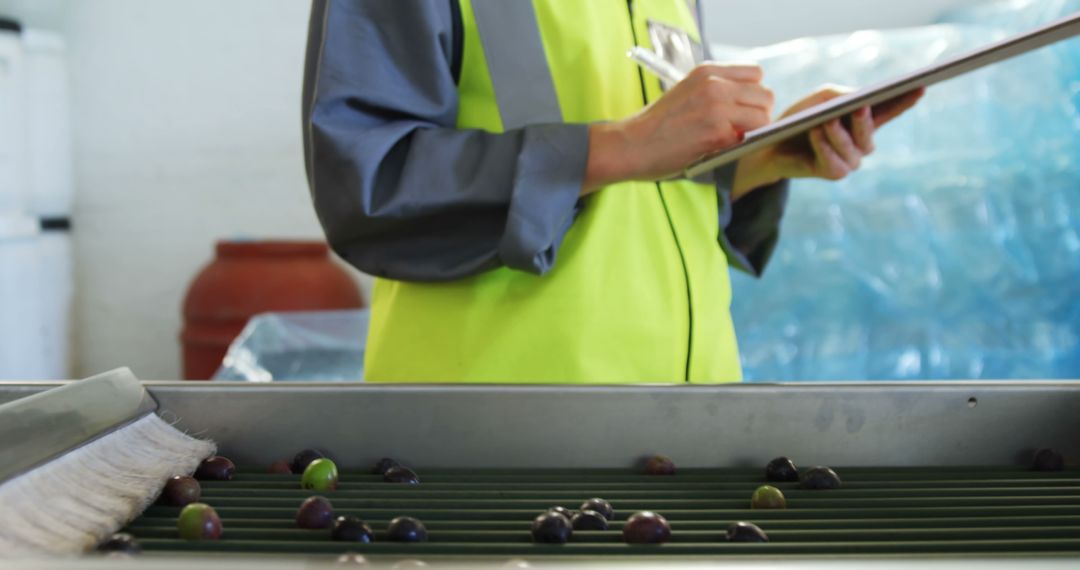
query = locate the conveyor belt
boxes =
[124,466,1080,559]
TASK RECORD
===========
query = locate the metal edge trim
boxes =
[0,368,158,484]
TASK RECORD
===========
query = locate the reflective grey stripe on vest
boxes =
[471,0,563,130]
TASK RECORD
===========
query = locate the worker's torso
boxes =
[365,0,741,383]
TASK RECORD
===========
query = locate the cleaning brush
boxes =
[0,368,215,556]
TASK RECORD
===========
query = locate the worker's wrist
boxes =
[583,122,635,195]
[732,148,784,201]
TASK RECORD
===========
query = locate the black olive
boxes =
[571,510,609,531]
[373,457,401,475]
[548,506,574,520]
[765,456,799,482]
[531,511,572,544]
[383,466,420,484]
[387,516,429,542]
[291,449,326,474]
[579,498,614,520]
[800,466,842,490]
[331,516,374,543]
[726,521,769,542]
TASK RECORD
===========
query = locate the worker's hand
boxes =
[583,63,773,194]
[732,85,925,199]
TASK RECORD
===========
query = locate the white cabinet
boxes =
[0,213,44,379]
[24,29,71,218]
[0,19,26,213]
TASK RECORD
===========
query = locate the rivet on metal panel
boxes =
[967,397,978,408]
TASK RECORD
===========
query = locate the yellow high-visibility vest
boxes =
[366,0,742,383]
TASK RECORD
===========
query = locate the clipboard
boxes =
[683,12,1080,179]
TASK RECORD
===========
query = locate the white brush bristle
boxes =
[0,414,215,556]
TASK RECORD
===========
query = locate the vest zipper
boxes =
[625,0,694,383]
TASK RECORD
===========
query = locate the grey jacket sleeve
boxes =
[715,163,790,278]
[302,0,588,282]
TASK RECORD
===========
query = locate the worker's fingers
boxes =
[823,119,862,170]
[850,106,875,155]
[689,62,764,84]
[724,104,772,133]
[732,82,775,113]
[872,87,926,127]
[810,127,852,181]
[699,77,774,114]
[782,84,854,117]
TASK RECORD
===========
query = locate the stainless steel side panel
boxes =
[1,381,1077,469]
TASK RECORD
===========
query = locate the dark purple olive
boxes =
[387,516,428,542]
[335,552,370,566]
[571,510,609,531]
[98,532,140,554]
[296,496,335,529]
[579,498,613,520]
[159,475,201,507]
[644,455,676,475]
[530,511,572,544]
[383,466,420,484]
[800,466,842,490]
[194,456,235,481]
[765,456,799,482]
[331,515,374,543]
[726,521,768,542]
[1032,448,1065,472]
[622,511,671,544]
[268,460,293,475]
[373,457,400,475]
[548,506,574,520]
[292,449,327,474]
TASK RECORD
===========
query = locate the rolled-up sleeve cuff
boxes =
[714,162,790,278]
[497,123,590,274]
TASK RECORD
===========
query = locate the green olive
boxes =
[301,458,339,491]
[750,485,786,509]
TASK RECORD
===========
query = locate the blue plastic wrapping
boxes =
[213,310,369,381]
[725,0,1080,381]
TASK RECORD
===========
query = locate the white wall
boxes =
[66,0,359,380]
[0,0,982,380]
[0,0,359,380]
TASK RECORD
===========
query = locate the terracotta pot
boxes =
[180,240,364,380]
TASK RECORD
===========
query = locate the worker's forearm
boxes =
[582,123,634,196]
[581,64,773,196]
[584,121,785,200]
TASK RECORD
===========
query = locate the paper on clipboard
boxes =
[683,12,1080,179]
